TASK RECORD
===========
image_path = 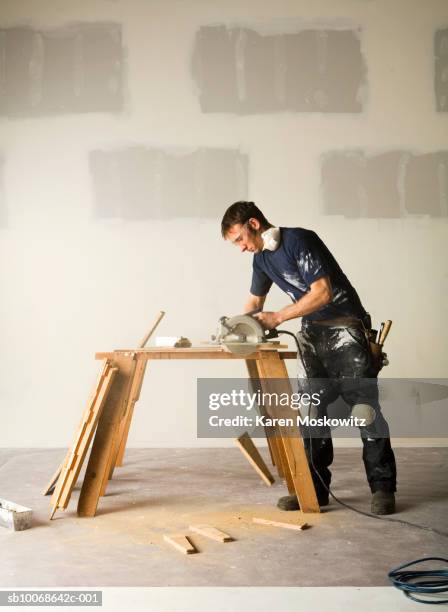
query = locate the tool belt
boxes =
[304,314,391,374]
[306,316,363,327]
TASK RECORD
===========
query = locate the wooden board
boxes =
[77,355,138,517]
[95,346,296,360]
[189,524,233,543]
[246,358,289,481]
[273,435,297,496]
[44,359,115,497]
[255,351,320,514]
[99,355,147,494]
[43,455,66,496]
[253,517,308,531]
[246,356,295,493]
[96,358,147,495]
[246,359,276,468]
[234,433,274,486]
[49,361,117,518]
[164,534,197,554]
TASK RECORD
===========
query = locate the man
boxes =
[221,201,397,515]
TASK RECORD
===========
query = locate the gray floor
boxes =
[0,447,447,587]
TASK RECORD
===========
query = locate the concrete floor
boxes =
[0,447,447,587]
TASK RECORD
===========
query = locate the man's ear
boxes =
[247,218,260,231]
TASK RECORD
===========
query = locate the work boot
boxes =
[371,490,395,515]
[277,494,329,511]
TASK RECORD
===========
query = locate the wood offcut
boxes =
[253,517,308,531]
[164,534,198,554]
[189,524,233,542]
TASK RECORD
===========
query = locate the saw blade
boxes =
[224,315,264,344]
[222,342,260,356]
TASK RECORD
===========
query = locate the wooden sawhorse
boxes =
[48,346,320,518]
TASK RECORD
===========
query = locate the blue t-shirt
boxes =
[250,227,367,321]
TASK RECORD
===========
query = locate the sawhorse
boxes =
[46,346,320,519]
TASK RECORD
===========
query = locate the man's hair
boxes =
[221,201,271,238]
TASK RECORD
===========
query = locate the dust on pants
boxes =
[296,322,397,498]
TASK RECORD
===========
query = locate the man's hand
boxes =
[253,311,281,330]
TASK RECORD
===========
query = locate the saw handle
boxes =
[264,328,279,340]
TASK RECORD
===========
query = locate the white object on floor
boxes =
[0,498,33,531]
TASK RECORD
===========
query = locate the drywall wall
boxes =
[90,147,248,219]
[0,0,446,448]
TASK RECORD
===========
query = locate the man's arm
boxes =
[254,276,333,329]
[243,293,266,314]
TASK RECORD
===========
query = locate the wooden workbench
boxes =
[48,346,320,519]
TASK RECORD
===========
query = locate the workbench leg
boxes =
[255,351,320,513]
[246,359,287,481]
[234,433,274,486]
[77,355,137,517]
[99,356,147,495]
[110,357,148,472]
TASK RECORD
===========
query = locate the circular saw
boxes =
[211,314,278,356]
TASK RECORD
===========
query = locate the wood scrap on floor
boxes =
[189,524,233,542]
[253,517,308,531]
[163,534,198,554]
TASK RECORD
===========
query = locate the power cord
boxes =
[388,557,448,604]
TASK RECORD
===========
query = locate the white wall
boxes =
[0,0,447,447]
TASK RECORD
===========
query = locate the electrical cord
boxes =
[387,557,448,604]
[275,327,448,539]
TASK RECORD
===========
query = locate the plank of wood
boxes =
[255,351,320,514]
[234,433,274,486]
[275,436,297,496]
[246,359,275,468]
[104,354,147,481]
[77,356,137,517]
[139,311,165,348]
[189,524,233,543]
[246,358,290,483]
[102,357,147,487]
[247,355,294,491]
[95,346,295,360]
[164,534,198,554]
[44,360,115,497]
[99,420,121,497]
[49,362,117,518]
[253,517,308,531]
[42,454,66,496]
[105,345,288,353]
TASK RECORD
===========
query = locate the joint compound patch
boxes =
[321,150,448,218]
[0,23,124,117]
[192,25,366,114]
